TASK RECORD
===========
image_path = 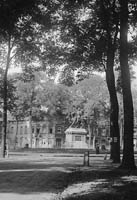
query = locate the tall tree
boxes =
[0,0,58,157]
[55,0,120,162]
[98,0,120,163]
[1,3,30,156]
[119,0,136,169]
[14,71,48,147]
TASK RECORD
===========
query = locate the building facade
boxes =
[0,115,112,150]
[2,113,137,150]
[6,117,67,149]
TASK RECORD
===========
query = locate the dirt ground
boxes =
[0,152,137,200]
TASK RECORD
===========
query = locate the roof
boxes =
[65,127,87,134]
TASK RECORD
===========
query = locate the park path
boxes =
[0,193,57,200]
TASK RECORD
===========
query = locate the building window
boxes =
[11,126,14,134]
[106,128,109,136]
[101,129,106,136]
[20,126,23,135]
[32,126,35,133]
[98,128,101,136]
[24,126,28,134]
[57,127,61,134]
[75,136,82,141]
[42,124,46,133]
[36,127,40,136]
[49,128,53,134]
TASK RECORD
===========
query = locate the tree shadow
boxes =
[60,167,137,200]
[0,170,69,194]
[0,158,77,194]
[0,156,137,199]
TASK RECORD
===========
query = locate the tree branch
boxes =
[113,20,119,48]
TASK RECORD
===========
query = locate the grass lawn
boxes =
[60,167,137,200]
[0,153,137,199]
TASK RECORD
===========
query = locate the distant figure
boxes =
[5,143,9,157]
[104,153,107,160]
[101,145,106,151]
[96,143,100,154]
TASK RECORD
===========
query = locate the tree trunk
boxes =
[29,110,32,148]
[119,115,124,149]
[1,74,8,158]
[14,119,19,149]
[119,0,136,169]
[1,37,11,158]
[106,41,120,163]
[88,124,92,149]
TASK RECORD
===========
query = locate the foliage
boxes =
[0,75,17,111]
[12,71,48,121]
[40,80,72,118]
[58,65,75,86]
[52,0,120,70]
[11,70,110,130]
[66,75,109,128]
[0,0,63,157]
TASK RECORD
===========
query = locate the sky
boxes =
[8,63,137,87]
[8,66,22,74]
[132,64,137,87]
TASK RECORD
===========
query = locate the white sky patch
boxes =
[132,62,137,76]
[128,26,137,41]
[93,71,105,78]
[77,8,92,23]
[132,63,137,87]
[54,64,66,84]
[8,66,22,74]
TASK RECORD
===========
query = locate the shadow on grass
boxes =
[62,182,137,200]
[0,170,70,194]
[61,168,137,200]
[0,159,75,194]
[0,157,137,199]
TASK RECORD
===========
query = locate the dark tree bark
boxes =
[119,0,136,169]
[1,36,11,158]
[14,118,19,149]
[106,39,120,163]
[99,0,121,163]
[29,110,32,148]
[1,74,8,158]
